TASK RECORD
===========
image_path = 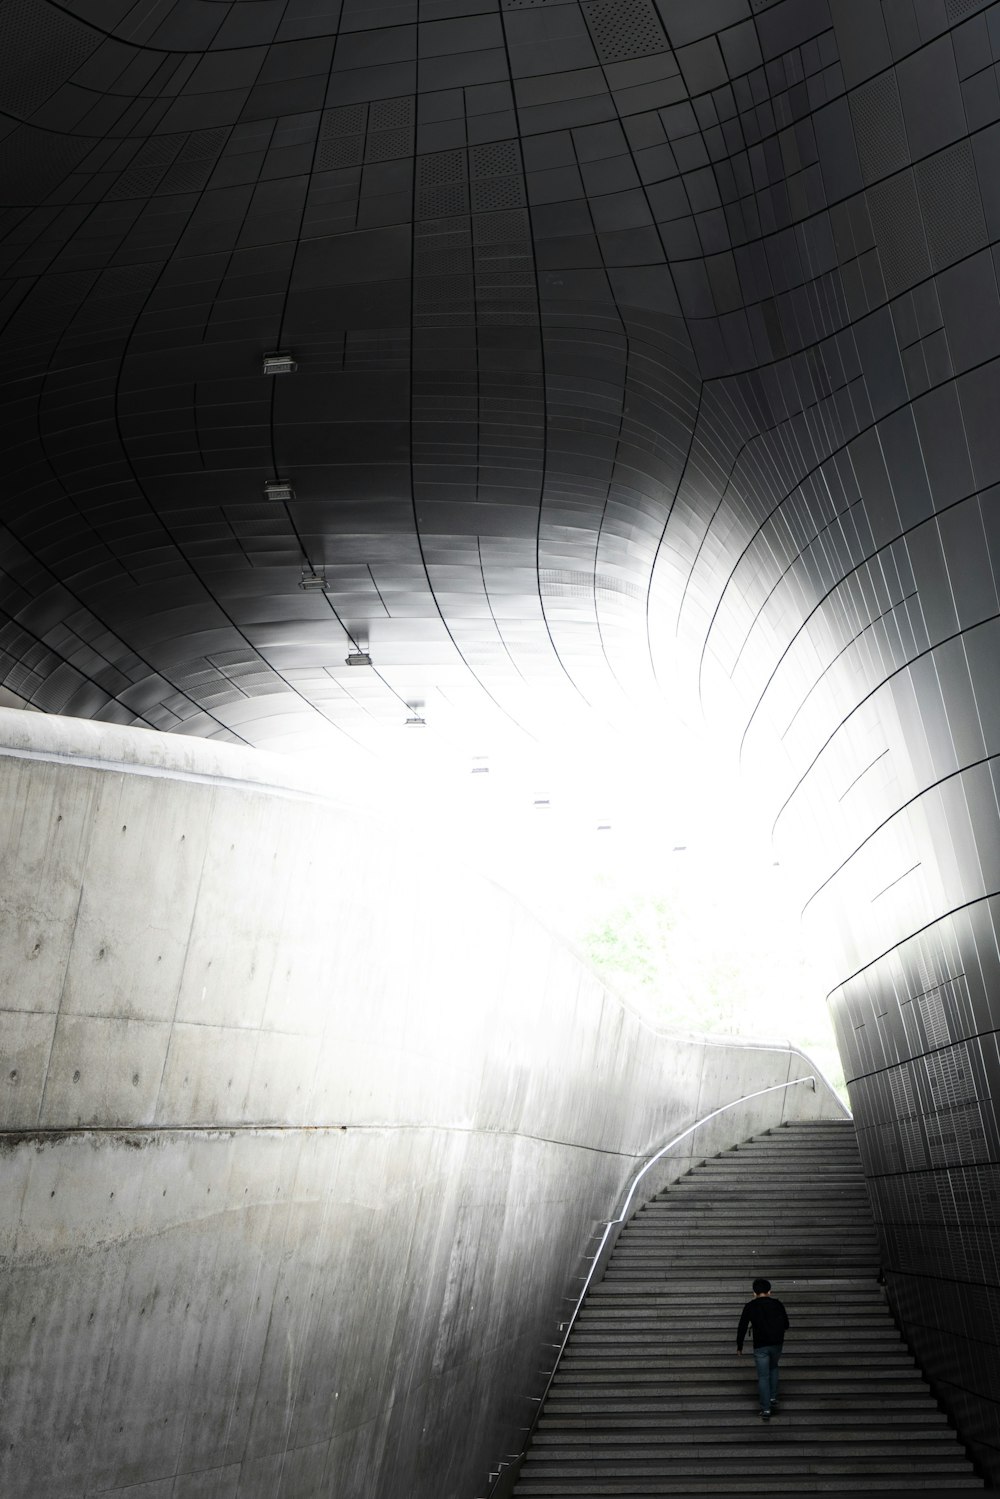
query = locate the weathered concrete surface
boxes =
[0,711,844,1499]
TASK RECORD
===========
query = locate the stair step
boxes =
[534,1426,956,1441]
[568,1341,902,1351]
[614,1239,878,1247]
[606,1258,877,1267]
[691,1160,864,1168]
[539,1416,954,1426]
[519,1459,975,1474]
[576,1316,891,1324]
[550,1376,924,1389]
[658,1188,872,1197]
[543,1400,949,1415]
[720,1151,862,1159]
[514,1480,984,1495]
[612,1241,879,1249]
[586,1285,882,1293]
[563,1335,906,1347]
[601,1275,877,1282]
[558,1360,916,1372]
[626,1225,877,1234]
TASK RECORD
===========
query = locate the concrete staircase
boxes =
[514,1119,984,1495]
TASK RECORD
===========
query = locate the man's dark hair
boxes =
[752,1278,772,1294]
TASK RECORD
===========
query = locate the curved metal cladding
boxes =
[1,0,999,1479]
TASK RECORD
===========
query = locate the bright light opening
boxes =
[342,706,845,1101]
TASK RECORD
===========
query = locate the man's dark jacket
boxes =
[736,1295,789,1351]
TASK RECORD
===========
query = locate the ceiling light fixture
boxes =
[404,714,426,728]
[345,651,372,667]
[262,351,296,374]
[299,567,330,592]
[264,479,294,502]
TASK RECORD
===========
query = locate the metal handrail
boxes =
[486,1071,818,1496]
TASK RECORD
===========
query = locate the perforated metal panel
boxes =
[417,150,466,186]
[0,0,99,118]
[317,134,364,170]
[370,97,414,131]
[866,171,931,297]
[581,0,668,64]
[367,128,412,163]
[471,178,526,211]
[317,104,368,170]
[541,570,645,601]
[850,73,910,185]
[414,233,473,276]
[915,140,988,272]
[0,127,89,200]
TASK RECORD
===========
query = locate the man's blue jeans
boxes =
[752,1343,782,1411]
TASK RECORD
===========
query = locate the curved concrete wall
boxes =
[0,710,843,1499]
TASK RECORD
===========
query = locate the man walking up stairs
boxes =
[513,1119,984,1495]
[736,1276,789,1420]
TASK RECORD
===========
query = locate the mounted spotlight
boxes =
[533,799,550,809]
[404,714,426,728]
[263,351,296,374]
[264,479,294,502]
[299,567,330,592]
[345,651,372,667]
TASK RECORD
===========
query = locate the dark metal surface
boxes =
[2,0,1000,1482]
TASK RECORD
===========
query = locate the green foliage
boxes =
[575,868,847,1102]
